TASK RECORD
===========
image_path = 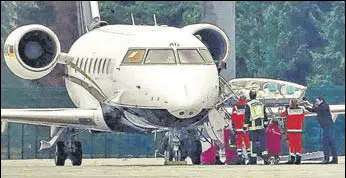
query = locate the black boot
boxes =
[215,156,224,165]
[262,154,270,165]
[295,155,301,164]
[237,157,246,165]
[330,156,338,164]
[274,155,280,164]
[322,156,329,164]
[248,157,257,165]
[288,155,295,164]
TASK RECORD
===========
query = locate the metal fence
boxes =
[1,123,164,159]
[1,86,345,159]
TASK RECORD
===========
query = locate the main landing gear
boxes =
[54,128,83,166]
[39,127,83,166]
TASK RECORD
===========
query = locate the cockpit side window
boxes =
[199,49,215,64]
[177,49,206,64]
[122,49,145,64]
[144,49,176,64]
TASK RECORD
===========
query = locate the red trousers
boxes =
[236,132,250,149]
[286,132,302,153]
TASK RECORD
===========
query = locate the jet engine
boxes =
[182,24,230,62]
[3,24,61,80]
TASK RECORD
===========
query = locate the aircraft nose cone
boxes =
[167,84,204,119]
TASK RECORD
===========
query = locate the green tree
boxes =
[99,1,203,27]
[235,1,344,87]
[308,1,345,86]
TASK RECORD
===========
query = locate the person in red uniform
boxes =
[266,119,282,164]
[280,99,305,164]
[231,95,251,164]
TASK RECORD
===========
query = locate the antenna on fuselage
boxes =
[131,13,135,25]
[153,14,157,26]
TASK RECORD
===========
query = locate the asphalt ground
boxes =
[1,156,344,178]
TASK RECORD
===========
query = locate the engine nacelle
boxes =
[3,24,61,80]
[182,24,230,62]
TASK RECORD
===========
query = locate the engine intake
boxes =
[182,24,230,63]
[4,24,60,80]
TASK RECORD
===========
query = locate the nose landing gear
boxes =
[158,129,202,165]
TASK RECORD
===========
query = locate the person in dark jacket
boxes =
[303,96,337,164]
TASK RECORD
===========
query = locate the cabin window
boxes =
[102,58,108,73]
[97,58,103,73]
[106,59,111,74]
[177,49,205,64]
[88,58,94,73]
[144,49,176,64]
[122,49,145,64]
[84,58,89,72]
[93,58,98,74]
[75,58,80,72]
[198,49,214,64]
[75,58,80,66]
[79,58,84,68]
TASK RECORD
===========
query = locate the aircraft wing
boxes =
[304,104,345,116]
[304,104,345,123]
[1,108,101,130]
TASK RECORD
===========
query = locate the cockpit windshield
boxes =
[177,49,205,64]
[122,49,145,64]
[144,49,176,64]
[198,49,214,64]
[121,48,215,65]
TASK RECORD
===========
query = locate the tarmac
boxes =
[1,156,345,178]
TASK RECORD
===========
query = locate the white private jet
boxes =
[1,2,344,166]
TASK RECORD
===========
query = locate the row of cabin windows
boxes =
[75,57,111,74]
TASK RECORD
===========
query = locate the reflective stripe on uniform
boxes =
[287,129,303,132]
[249,125,264,131]
[287,108,304,115]
[237,109,245,114]
[262,150,268,155]
[235,129,244,132]
[250,141,256,157]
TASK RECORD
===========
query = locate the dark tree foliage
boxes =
[1,1,344,88]
[99,1,203,27]
[236,1,345,87]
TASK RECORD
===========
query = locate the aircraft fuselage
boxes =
[65,25,220,132]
